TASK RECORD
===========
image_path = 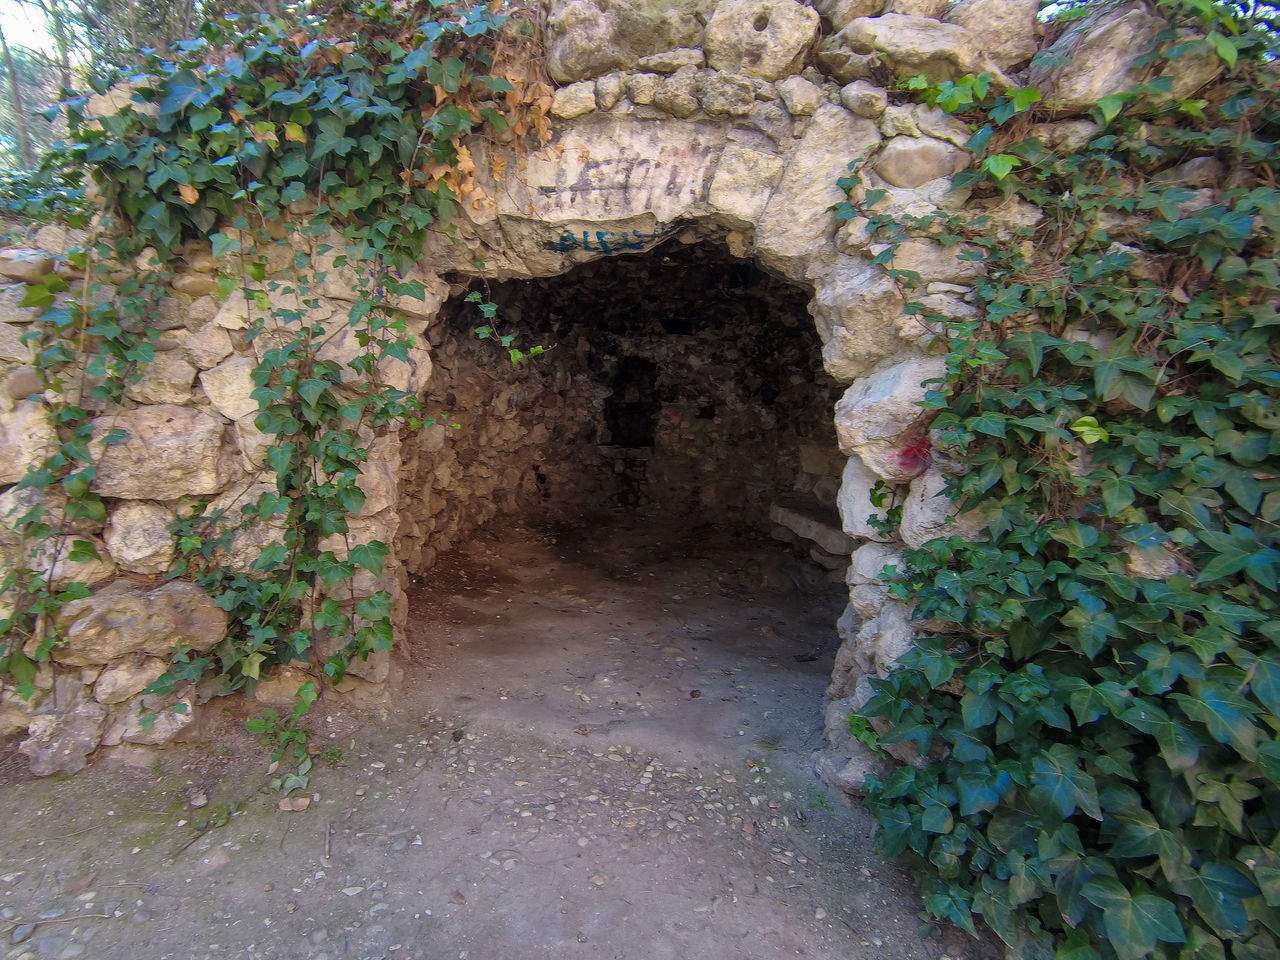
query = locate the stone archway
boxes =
[5,0,1068,786]
[374,81,962,795]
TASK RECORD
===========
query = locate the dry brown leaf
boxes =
[178,183,199,205]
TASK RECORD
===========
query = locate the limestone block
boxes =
[779,77,824,119]
[0,365,39,405]
[873,135,968,188]
[899,466,986,548]
[200,355,259,422]
[879,105,919,137]
[185,295,218,329]
[847,540,904,614]
[91,405,234,500]
[627,72,660,105]
[867,600,916,672]
[654,65,701,119]
[552,80,598,119]
[810,256,907,382]
[213,290,253,330]
[637,48,705,73]
[235,414,272,470]
[545,0,709,83]
[0,283,40,325]
[33,225,87,257]
[170,273,218,297]
[757,104,880,280]
[34,535,116,591]
[0,400,55,484]
[253,664,313,707]
[487,115,725,228]
[53,580,227,666]
[1026,120,1100,155]
[889,0,946,12]
[317,322,433,395]
[815,0,885,31]
[184,321,234,369]
[705,0,820,80]
[205,481,287,575]
[815,747,891,797]
[119,697,196,745]
[309,235,364,302]
[840,80,887,118]
[356,434,400,517]
[834,14,1010,85]
[19,676,107,776]
[698,73,756,117]
[945,0,1039,70]
[0,249,55,284]
[94,657,168,705]
[910,104,973,148]
[1155,30,1222,103]
[837,454,895,543]
[1029,4,1165,114]
[817,44,881,84]
[964,195,1046,242]
[890,238,986,284]
[596,73,625,110]
[709,144,785,227]
[834,355,946,480]
[769,497,855,555]
[0,316,31,364]
[1127,543,1186,581]
[104,501,176,575]
[123,350,197,405]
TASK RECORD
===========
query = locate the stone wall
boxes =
[397,239,844,577]
[0,0,1199,782]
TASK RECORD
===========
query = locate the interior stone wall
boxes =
[397,239,844,578]
[0,0,1204,782]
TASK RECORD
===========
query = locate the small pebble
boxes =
[10,923,35,944]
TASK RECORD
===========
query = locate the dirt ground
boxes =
[0,510,998,960]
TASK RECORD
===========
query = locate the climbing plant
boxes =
[839,3,1280,958]
[0,0,553,763]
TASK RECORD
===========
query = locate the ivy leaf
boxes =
[1206,32,1238,70]
[1188,863,1257,936]
[982,155,1019,180]
[159,69,203,117]
[67,540,100,563]
[1031,744,1102,821]
[1171,683,1259,759]
[251,542,287,571]
[1121,701,1201,771]
[349,540,388,578]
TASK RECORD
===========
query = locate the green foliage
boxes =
[839,6,1280,958]
[0,163,86,224]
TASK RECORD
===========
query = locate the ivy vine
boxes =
[840,4,1280,958]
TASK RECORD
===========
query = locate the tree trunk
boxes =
[0,23,36,168]
[35,0,74,93]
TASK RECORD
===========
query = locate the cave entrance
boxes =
[394,238,852,759]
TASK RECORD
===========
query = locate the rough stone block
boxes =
[757,104,880,280]
[104,501,176,575]
[834,354,946,481]
[91,405,235,499]
[705,0,820,80]
[54,580,228,666]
